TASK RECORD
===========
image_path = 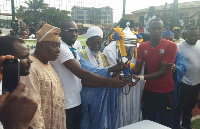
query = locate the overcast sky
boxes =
[0,0,197,22]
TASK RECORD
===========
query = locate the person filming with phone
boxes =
[0,37,37,129]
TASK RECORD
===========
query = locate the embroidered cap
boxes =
[36,23,61,43]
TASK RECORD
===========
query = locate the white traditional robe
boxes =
[103,41,145,128]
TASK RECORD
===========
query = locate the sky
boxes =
[0,0,197,22]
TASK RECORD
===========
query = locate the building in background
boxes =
[126,1,200,28]
[71,6,113,25]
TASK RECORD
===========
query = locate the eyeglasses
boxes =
[62,29,78,33]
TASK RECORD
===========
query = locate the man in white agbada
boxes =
[103,24,145,128]
[79,26,126,129]
[81,26,106,68]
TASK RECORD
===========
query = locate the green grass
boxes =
[24,35,87,50]
[191,118,200,129]
[77,35,87,49]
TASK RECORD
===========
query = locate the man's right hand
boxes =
[0,83,37,129]
[108,59,126,73]
[106,75,126,88]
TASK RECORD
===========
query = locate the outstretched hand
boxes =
[108,59,126,73]
[127,75,140,87]
[107,75,127,88]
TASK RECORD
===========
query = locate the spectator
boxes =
[173,26,200,129]
[144,6,156,34]
[173,27,185,44]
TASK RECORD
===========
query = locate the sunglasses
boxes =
[62,29,78,33]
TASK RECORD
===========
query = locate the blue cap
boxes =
[161,30,174,38]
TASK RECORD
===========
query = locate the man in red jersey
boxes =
[131,18,177,128]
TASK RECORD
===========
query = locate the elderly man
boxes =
[21,24,66,129]
[131,18,177,128]
[50,19,126,129]
[79,26,125,129]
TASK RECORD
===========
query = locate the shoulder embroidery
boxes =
[80,50,89,61]
[100,53,109,67]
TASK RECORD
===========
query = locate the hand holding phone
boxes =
[0,55,14,82]
[2,59,20,94]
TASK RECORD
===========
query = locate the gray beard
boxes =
[91,50,100,57]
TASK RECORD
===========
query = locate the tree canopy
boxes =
[16,0,70,27]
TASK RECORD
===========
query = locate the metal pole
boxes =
[11,0,16,36]
[103,0,126,42]
[171,0,178,29]
[102,18,123,42]
[122,0,126,19]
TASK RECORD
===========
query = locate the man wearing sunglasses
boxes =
[50,19,126,129]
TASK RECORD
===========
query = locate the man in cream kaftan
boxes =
[21,56,66,129]
[21,23,66,129]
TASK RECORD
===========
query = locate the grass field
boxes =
[24,35,87,50]
[192,118,200,129]
[77,35,87,49]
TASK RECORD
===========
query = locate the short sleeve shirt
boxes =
[178,40,200,86]
[50,40,82,109]
[137,39,177,92]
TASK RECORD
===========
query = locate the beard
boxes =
[91,50,100,57]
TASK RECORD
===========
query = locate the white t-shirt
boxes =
[50,40,82,109]
[73,41,82,51]
[178,40,200,86]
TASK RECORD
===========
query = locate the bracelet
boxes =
[138,75,144,80]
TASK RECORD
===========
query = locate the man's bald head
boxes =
[60,19,78,46]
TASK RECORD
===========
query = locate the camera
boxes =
[121,76,132,83]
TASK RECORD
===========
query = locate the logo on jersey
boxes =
[144,50,148,54]
[159,49,164,55]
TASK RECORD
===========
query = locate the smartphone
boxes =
[2,59,20,94]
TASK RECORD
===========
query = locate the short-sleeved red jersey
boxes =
[137,38,177,93]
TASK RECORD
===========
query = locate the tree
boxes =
[15,0,70,27]
[24,0,48,23]
[41,7,70,27]
[16,5,27,19]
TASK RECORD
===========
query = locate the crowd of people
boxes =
[0,9,200,129]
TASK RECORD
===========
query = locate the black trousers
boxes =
[172,82,200,129]
[66,104,81,129]
[142,88,173,128]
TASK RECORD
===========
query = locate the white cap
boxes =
[86,26,103,39]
